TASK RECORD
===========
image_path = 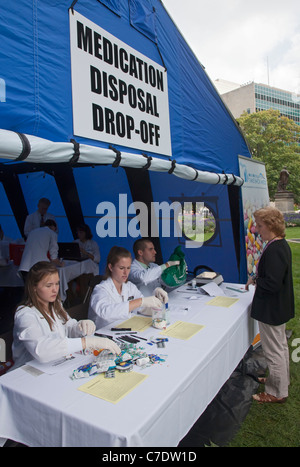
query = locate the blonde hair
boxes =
[104,246,132,279]
[18,261,68,330]
[254,206,286,238]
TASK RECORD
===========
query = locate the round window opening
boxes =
[180,203,217,245]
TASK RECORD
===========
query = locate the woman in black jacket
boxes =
[246,206,294,403]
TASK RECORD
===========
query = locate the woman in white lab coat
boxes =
[74,224,100,264]
[12,262,120,369]
[88,246,164,330]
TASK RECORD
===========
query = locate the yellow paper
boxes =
[206,296,239,308]
[116,315,152,332]
[78,371,148,404]
[160,320,204,340]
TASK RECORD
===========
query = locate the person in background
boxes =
[24,198,57,238]
[129,238,179,296]
[19,219,63,282]
[12,261,120,369]
[246,206,294,404]
[0,224,13,264]
[88,246,163,330]
[0,224,13,243]
[74,224,100,264]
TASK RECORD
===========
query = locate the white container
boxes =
[152,305,167,329]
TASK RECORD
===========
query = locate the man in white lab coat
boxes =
[24,198,57,238]
[19,219,63,280]
[128,238,179,295]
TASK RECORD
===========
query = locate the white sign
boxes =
[69,10,172,156]
[238,156,270,276]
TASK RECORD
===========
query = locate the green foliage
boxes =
[237,109,300,203]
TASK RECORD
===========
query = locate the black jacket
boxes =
[251,239,294,325]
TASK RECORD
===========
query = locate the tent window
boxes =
[180,203,217,246]
[129,0,157,43]
[97,0,121,16]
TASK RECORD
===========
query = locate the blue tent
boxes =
[0,0,251,282]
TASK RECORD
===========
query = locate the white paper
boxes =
[26,352,91,375]
[199,282,225,297]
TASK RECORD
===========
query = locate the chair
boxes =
[83,275,105,304]
[66,275,104,321]
[66,302,89,321]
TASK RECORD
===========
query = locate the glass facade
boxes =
[255,84,300,125]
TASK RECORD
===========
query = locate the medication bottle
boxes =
[164,303,170,325]
[191,278,197,289]
[152,305,167,329]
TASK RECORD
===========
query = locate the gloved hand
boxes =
[167,260,180,267]
[78,320,96,336]
[85,336,121,355]
[141,296,162,309]
[154,287,168,304]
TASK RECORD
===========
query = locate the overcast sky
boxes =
[162,0,300,94]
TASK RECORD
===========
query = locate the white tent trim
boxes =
[0,129,244,186]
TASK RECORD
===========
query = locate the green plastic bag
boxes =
[161,246,187,288]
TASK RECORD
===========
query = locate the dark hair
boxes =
[44,219,57,229]
[105,246,132,279]
[38,198,51,207]
[18,261,68,330]
[133,238,153,258]
[77,224,93,240]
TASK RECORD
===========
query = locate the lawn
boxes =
[227,227,300,447]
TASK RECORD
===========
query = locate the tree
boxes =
[237,109,300,203]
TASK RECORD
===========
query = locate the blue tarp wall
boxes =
[0,0,252,282]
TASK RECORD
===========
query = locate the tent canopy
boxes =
[0,0,251,282]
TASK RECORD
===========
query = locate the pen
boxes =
[95,333,114,339]
[111,327,131,331]
[115,331,137,335]
[134,335,148,341]
[226,286,247,293]
[177,289,198,293]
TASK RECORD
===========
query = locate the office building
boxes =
[214,79,300,125]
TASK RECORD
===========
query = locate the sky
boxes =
[161,0,300,94]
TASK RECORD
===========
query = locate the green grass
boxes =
[227,227,300,447]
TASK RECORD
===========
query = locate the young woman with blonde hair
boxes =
[88,246,163,329]
[13,261,120,368]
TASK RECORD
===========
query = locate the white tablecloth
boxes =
[0,242,10,260]
[0,263,24,287]
[0,283,257,447]
[58,259,99,301]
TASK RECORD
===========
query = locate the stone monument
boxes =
[274,167,294,213]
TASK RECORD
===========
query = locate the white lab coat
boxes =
[88,276,143,329]
[128,259,164,295]
[19,226,58,273]
[24,210,56,238]
[12,305,84,368]
[74,238,100,264]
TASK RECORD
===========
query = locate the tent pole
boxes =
[1,172,28,239]
[124,167,163,264]
[52,165,85,239]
